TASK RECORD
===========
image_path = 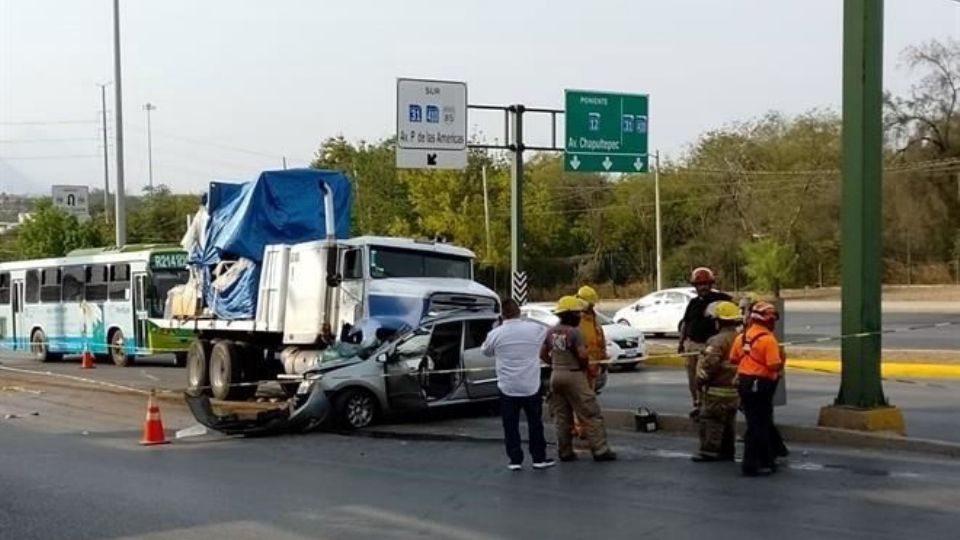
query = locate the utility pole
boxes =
[820,0,903,434]
[481,164,492,259]
[99,83,111,224]
[143,103,156,190]
[654,150,663,291]
[112,0,127,246]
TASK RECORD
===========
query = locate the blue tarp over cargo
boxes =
[197,168,352,266]
[189,168,353,319]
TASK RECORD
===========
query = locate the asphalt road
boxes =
[3,352,958,443]
[782,311,960,351]
[600,366,960,443]
[3,395,960,540]
[606,310,960,351]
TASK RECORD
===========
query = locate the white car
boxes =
[520,303,647,370]
[613,287,698,337]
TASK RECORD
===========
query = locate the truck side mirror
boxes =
[376,353,388,364]
[326,274,342,288]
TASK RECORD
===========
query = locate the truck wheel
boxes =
[109,329,134,367]
[335,388,377,429]
[186,340,212,395]
[30,329,62,363]
[210,340,256,401]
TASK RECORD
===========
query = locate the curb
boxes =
[788,359,960,379]
[643,356,960,379]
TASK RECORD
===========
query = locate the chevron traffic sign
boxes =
[512,271,529,306]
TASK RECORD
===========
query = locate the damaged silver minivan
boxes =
[287,312,504,429]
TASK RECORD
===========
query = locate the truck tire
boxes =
[210,340,256,401]
[334,388,377,429]
[109,329,134,367]
[186,340,212,394]
[30,329,62,363]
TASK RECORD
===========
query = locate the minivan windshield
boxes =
[369,246,471,279]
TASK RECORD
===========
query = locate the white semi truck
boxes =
[151,169,499,405]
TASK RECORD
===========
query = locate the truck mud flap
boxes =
[183,381,331,437]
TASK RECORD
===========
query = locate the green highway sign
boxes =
[564,90,649,173]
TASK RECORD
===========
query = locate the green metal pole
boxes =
[837,0,886,408]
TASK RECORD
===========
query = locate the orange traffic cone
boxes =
[140,390,170,446]
[80,348,96,370]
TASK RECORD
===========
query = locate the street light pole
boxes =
[143,103,156,191]
[99,83,111,224]
[112,0,127,246]
[654,150,663,291]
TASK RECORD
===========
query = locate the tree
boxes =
[127,185,200,244]
[16,200,105,258]
[885,39,960,157]
[741,238,798,297]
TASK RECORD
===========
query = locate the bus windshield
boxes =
[369,246,472,280]
[148,268,189,317]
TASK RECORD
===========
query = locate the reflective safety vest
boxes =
[730,325,782,381]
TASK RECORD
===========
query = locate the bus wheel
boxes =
[30,329,62,363]
[109,329,134,367]
[186,340,212,395]
[210,340,256,401]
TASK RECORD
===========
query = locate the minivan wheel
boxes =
[335,389,377,429]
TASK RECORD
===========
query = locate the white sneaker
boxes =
[532,459,556,470]
[507,464,522,471]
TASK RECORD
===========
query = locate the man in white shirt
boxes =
[481,298,555,471]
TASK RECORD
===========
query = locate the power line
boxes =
[0,120,98,126]
[0,154,101,160]
[125,122,286,160]
[0,137,100,144]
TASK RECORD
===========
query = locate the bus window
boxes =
[25,270,40,304]
[0,272,9,305]
[109,263,130,301]
[85,265,109,302]
[40,268,61,303]
[62,266,84,303]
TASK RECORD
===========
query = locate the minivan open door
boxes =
[383,326,430,411]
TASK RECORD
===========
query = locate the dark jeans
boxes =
[738,376,780,473]
[500,390,547,464]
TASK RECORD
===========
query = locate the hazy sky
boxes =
[1,0,958,195]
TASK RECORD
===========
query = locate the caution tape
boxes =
[3,319,959,398]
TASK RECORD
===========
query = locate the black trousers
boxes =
[500,390,547,464]
[738,376,780,473]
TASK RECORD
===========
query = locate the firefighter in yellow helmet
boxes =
[540,296,616,462]
[691,301,741,462]
[573,285,608,438]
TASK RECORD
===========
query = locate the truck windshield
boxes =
[369,246,471,279]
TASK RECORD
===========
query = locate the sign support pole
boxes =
[818,0,904,434]
[510,105,527,304]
